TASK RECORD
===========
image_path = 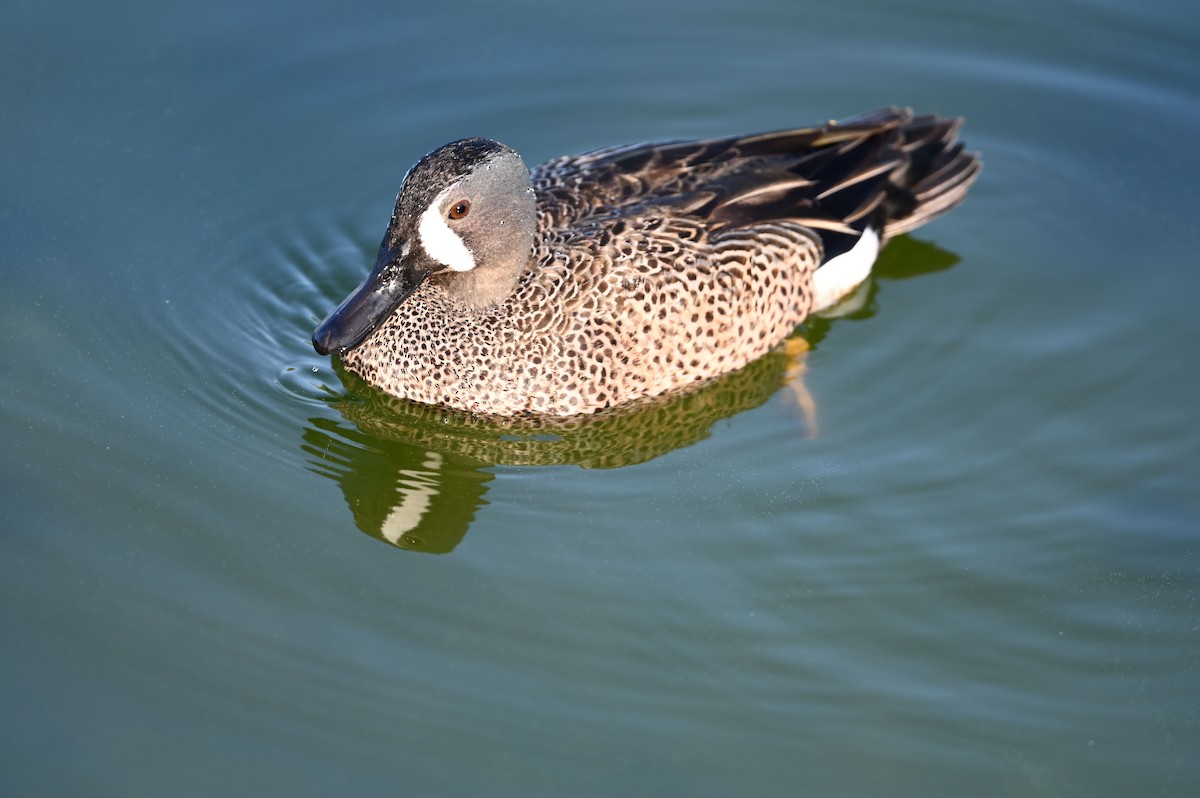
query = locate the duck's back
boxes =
[531,106,979,254]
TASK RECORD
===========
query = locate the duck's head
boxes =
[313,138,536,356]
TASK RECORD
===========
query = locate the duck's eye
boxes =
[448,200,471,220]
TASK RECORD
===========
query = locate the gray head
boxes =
[313,138,536,356]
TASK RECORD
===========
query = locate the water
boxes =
[3,0,1198,795]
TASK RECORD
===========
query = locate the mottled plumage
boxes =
[313,107,980,416]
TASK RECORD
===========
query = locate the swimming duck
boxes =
[313,107,980,416]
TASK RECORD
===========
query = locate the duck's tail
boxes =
[840,107,982,240]
[797,108,980,312]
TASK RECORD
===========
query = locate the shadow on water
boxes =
[301,235,960,554]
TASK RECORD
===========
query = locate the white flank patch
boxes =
[811,226,880,312]
[418,187,476,272]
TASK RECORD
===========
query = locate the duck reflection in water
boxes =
[302,237,959,554]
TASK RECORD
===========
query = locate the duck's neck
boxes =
[445,260,527,309]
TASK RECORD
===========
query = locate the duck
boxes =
[313,107,980,417]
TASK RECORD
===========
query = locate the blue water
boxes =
[2,0,1198,795]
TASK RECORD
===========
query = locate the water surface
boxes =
[2,0,1198,795]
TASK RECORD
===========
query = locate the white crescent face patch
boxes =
[418,186,477,272]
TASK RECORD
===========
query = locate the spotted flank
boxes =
[313,107,981,416]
